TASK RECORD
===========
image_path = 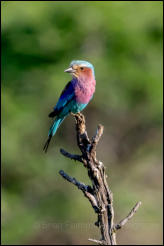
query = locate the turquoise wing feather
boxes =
[49,81,75,117]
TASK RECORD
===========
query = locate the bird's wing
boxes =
[49,81,75,117]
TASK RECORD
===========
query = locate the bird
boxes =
[43,60,96,152]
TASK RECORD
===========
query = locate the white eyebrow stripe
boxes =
[78,64,89,67]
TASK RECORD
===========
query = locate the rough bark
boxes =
[59,113,141,245]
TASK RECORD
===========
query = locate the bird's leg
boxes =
[71,112,81,117]
[77,112,82,117]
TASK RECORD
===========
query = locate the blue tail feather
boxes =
[48,117,63,137]
[43,117,65,152]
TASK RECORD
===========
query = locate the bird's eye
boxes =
[80,67,84,71]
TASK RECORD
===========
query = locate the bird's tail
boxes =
[43,117,65,153]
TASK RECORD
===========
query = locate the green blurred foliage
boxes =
[1,1,163,245]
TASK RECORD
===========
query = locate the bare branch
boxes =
[59,170,99,214]
[74,113,91,151]
[91,124,104,153]
[59,170,88,191]
[60,148,83,163]
[84,191,99,214]
[88,238,104,245]
[74,112,86,135]
[113,201,142,231]
[59,113,142,245]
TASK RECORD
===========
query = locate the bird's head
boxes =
[64,60,95,79]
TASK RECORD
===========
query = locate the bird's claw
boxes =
[71,112,81,117]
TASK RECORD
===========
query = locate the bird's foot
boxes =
[71,112,76,116]
[71,112,81,117]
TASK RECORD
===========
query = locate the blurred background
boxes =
[1,1,163,245]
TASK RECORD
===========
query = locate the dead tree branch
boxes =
[113,201,142,232]
[59,113,141,245]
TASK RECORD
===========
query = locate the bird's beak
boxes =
[64,67,75,73]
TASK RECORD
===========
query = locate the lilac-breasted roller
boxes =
[43,60,96,152]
